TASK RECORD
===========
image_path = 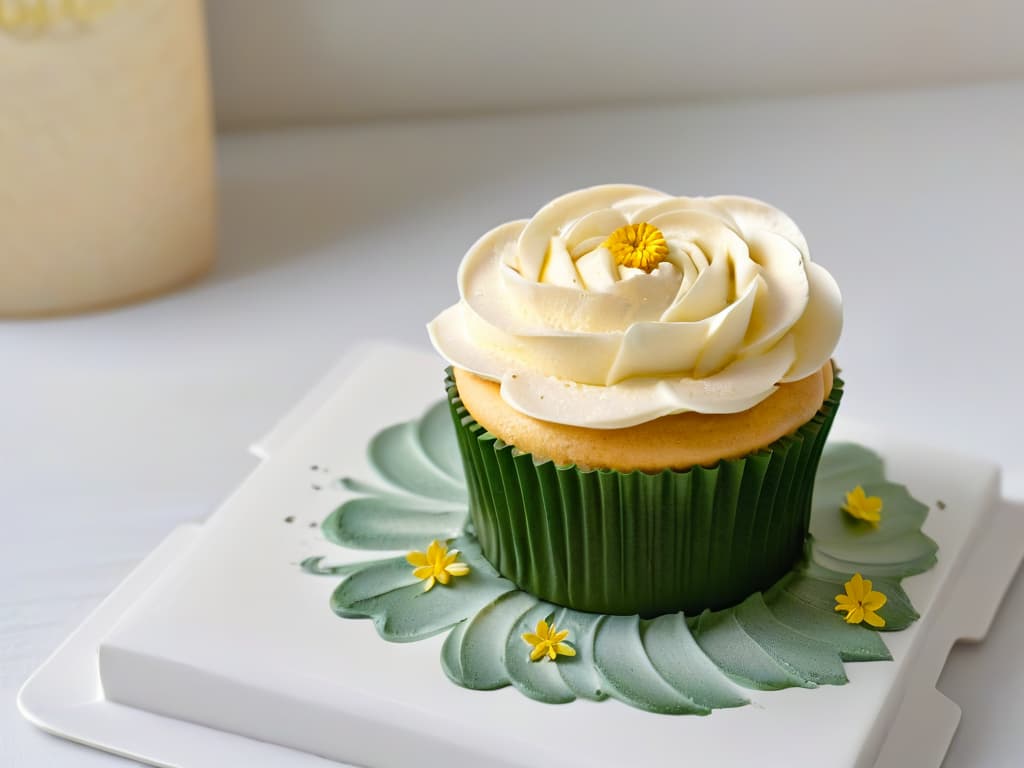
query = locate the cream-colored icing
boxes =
[428,185,842,428]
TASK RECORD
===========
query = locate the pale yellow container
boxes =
[0,0,216,317]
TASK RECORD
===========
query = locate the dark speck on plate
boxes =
[284,516,295,523]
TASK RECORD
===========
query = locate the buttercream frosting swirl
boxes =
[428,184,842,428]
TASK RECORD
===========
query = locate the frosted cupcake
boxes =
[428,185,842,617]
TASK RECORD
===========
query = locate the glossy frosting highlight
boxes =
[428,184,842,428]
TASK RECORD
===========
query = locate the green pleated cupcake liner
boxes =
[445,367,843,618]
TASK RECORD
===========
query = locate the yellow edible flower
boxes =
[522,617,576,661]
[842,485,883,524]
[834,573,887,627]
[405,540,470,591]
[602,222,669,272]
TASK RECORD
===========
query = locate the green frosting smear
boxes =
[306,400,938,714]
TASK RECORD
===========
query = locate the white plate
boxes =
[17,524,345,768]
[19,343,1024,768]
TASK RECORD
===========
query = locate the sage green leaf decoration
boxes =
[591,614,719,714]
[330,536,516,642]
[810,443,938,579]
[784,562,920,631]
[693,592,849,690]
[322,401,469,550]
[306,402,939,715]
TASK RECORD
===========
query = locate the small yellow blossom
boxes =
[835,573,887,627]
[522,617,576,661]
[842,485,883,524]
[405,540,470,592]
[603,222,669,272]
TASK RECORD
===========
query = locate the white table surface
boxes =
[3,80,1023,767]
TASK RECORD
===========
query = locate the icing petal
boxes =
[605,320,707,383]
[740,230,810,358]
[711,194,810,261]
[632,196,742,232]
[433,302,623,385]
[574,247,618,291]
[538,237,583,288]
[427,304,512,382]
[501,259,678,333]
[563,208,628,249]
[605,275,760,382]
[662,336,795,414]
[517,185,667,281]
[674,242,702,291]
[693,278,760,377]
[647,210,752,323]
[660,250,729,322]
[781,262,843,382]
[500,337,795,429]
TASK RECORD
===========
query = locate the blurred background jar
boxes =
[0,0,215,317]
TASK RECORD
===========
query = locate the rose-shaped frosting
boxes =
[428,185,842,429]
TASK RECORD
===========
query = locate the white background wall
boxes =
[206,0,1024,129]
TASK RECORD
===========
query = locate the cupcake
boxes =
[428,185,842,617]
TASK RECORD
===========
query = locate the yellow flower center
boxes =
[602,222,669,272]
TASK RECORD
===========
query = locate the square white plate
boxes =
[19,343,1024,768]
